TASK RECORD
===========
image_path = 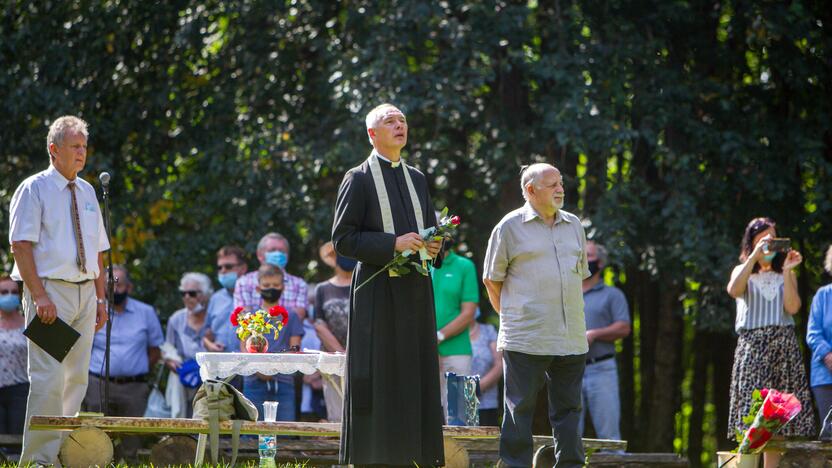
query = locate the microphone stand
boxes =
[100,173,115,413]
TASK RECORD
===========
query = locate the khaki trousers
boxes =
[322,374,343,422]
[20,279,97,466]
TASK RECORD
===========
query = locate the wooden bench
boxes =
[30,415,626,466]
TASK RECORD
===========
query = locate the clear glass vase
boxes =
[245,333,269,353]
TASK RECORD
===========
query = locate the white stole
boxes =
[367,151,425,236]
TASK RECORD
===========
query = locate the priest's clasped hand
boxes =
[425,239,442,259]
[395,232,425,253]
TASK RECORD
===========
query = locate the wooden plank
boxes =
[29,416,626,453]
[452,435,626,452]
[0,434,23,445]
[29,416,341,436]
[766,439,832,452]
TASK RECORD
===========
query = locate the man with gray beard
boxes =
[483,163,590,468]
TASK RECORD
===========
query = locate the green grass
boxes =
[2,464,310,468]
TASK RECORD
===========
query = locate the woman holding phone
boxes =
[726,217,815,467]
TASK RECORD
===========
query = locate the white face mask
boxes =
[188,302,205,314]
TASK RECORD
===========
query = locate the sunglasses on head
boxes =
[180,290,200,298]
[0,289,19,295]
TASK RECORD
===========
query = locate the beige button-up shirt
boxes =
[483,203,590,356]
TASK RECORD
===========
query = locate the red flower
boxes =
[230,306,244,326]
[269,305,289,326]
[747,427,772,449]
[450,215,461,225]
[760,388,769,399]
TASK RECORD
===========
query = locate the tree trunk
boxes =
[687,331,709,468]
[635,272,660,451]
[713,332,737,450]
[644,285,684,452]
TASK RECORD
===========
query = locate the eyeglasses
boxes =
[0,289,19,295]
[180,290,200,298]
[217,263,241,271]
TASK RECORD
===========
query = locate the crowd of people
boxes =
[2,111,832,468]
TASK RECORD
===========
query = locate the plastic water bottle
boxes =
[258,401,278,468]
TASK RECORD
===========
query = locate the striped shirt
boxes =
[735,271,794,332]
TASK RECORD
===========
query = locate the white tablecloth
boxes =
[195,351,346,382]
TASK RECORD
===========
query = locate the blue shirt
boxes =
[583,282,631,360]
[88,297,164,377]
[243,310,305,385]
[207,288,239,352]
[165,308,210,362]
[807,284,832,387]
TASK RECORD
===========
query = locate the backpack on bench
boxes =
[192,377,259,466]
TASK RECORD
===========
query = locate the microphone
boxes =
[99,171,111,187]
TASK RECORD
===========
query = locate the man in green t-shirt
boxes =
[432,240,480,421]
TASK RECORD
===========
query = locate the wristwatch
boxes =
[436,331,446,343]
[96,298,107,306]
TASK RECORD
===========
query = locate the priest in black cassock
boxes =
[332,103,445,467]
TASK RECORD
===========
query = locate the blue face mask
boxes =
[265,250,288,269]
[218,272,238,290]
[763,253,777,263]
[0,295,21,312]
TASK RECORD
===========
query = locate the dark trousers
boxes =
[83,374,150,460]
[0,382,30,435]
[500,350,586,468]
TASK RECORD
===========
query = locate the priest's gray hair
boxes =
[825,245,832,275]
[179,272,214,296]
[47,115,88,158]
[520,163,558,201]
[365,103,400,145]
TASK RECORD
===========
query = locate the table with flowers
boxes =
[195,351,346,396]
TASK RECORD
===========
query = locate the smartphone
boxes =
[766,238,791,253]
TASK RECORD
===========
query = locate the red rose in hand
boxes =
[269,305,289,326]
[760,388,769,399]
[450,215,461,225]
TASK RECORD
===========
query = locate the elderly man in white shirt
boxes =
[483,163,590,468]
[9,115,109,465]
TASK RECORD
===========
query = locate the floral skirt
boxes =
[728,325,817,439]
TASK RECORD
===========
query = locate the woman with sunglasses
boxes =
[164,272,212,417]
[726,217,816,467]
[0,276,28,439]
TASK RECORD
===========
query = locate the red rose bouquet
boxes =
[735,388,802,453]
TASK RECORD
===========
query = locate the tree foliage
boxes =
[1,1,830,464]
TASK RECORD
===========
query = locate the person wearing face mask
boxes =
[579,241,630,444]
[313,243,357,422]
[726,217,816,468]
[0,275,28,441]
[203,246,248,356]
[164,272,213,417]
[242,265,304,422]
[83,265,163,461]
[233,232,309,320]
[431,236,479,422]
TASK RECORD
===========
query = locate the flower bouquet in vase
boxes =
[718,388,802,468]
[231,305,289,353]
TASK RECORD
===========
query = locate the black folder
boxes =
[23,316,81,363]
